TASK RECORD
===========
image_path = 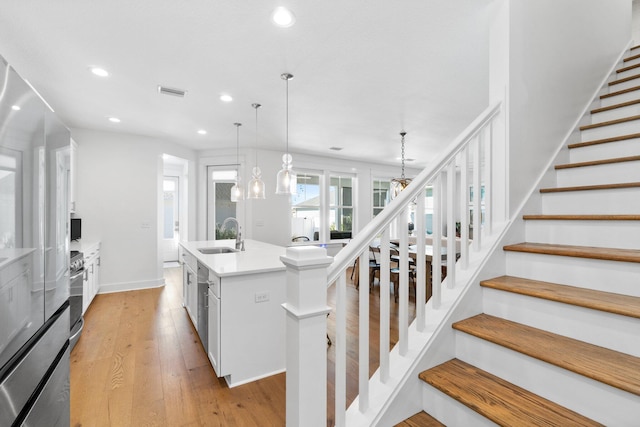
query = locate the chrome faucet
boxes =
[221,217,245,251]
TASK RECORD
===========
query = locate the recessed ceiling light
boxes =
[11,105,20,111]
[108,117,121,123]
[197,129,207,135]
[220,94,233,102]
[90,67,109,77]
[272,7,296,27]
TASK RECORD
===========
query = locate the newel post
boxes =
[281,246,333,427]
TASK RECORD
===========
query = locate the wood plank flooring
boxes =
[71,267,415,426]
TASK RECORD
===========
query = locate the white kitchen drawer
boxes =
[181,249,197,273]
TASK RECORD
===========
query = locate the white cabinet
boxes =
[181,250,198,327]
[207,283,220,375]
[205,268,286,387]
[81,243,100,314]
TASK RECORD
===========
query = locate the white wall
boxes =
[72,128,196,293]
[506,0,631,215]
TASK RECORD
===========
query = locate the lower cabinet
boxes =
[205,269,286,387]
[181,250,198,328]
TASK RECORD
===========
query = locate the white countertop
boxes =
[180,239,286,277]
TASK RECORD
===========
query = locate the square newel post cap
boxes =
[280,246,333,270]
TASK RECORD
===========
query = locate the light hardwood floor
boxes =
[71,267,415,426]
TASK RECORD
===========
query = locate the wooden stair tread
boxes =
[609,73,640,86]
[419,358,603,427]
[624,52,640,62]
[600,84,640,99]
[579,114,640,131]
[540,181,640,193]
[523,214,640,221]
[568,132,640,149]
[481,275,640,319]
[555,155,640,170]
[394,411,445,427]
[503,242,640,263]
[617,62,640,74]
[591,98,640,114]
[452,314,640,396]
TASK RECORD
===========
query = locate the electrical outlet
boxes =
[255,292,269,303]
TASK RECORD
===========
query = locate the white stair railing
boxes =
[283,101,503,427]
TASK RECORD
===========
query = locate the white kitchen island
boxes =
[179,239,287,387]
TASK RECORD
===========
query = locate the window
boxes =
[330,175,353,236]
[291,172,321,241]
[206,166,237,240]
[372,178,391,217]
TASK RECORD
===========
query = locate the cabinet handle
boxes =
[204,291,209,308]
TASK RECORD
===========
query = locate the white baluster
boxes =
[459,147,469,270]
[398,209,408,356]
[335,272,347,427]
[447,161,456,288]
[431,174,442,309]
[415,194,426,331]
[379,228,391,382]
[473,136,482,251]
[484,122,493,235]
[359,247,369,412]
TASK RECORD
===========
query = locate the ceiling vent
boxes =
[157,85,187,97]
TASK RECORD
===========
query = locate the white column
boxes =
[281,246,333,427]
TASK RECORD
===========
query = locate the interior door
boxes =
[162,176,180,262]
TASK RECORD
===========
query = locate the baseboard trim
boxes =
[98,277,165,294]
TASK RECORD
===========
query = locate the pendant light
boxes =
[230,122,244,202]
[275,73,297,195]
[248,103,266,199]
[391,131,412,199]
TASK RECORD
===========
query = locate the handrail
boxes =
[327,101,502,284]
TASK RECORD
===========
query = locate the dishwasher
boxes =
[196,261,209,352]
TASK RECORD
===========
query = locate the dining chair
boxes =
[390,247,416,302]
[354,246,381,292]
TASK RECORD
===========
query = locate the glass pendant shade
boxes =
[276,73,296,195]
[230,178,243,202]
[275,153,297,195]
[248,103,266,199]
[230,122,243,202]
[248,166,266,199]
[390,131,411,199]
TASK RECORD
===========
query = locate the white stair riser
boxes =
[581,120,640,141]
[615,68,640,80]
[482,288,640,357]
[591,103,640,124]
[421,383,496,427]
[541,188,640,214]
[556,161,640,187]
[608,77,640,92]
[505,251,640,297]
[600,88,640,107]
[569,139,640,163]
[524,219,640,249]
[455,333,640,427]
[622,56,640,68]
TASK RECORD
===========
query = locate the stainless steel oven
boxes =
[69,250,84,350]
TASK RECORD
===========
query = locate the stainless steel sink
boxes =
[198,247,237,254]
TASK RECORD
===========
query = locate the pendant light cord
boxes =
[400,131,406,179]
[252,103,261,168]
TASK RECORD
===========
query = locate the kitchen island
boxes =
[179,239,287,387]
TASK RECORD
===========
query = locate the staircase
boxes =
[398,47,640,426]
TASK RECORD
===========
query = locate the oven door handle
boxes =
[70,270,84,281]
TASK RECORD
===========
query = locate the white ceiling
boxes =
[0,0,492,168]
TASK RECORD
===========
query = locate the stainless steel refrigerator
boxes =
[0,54,71,426]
